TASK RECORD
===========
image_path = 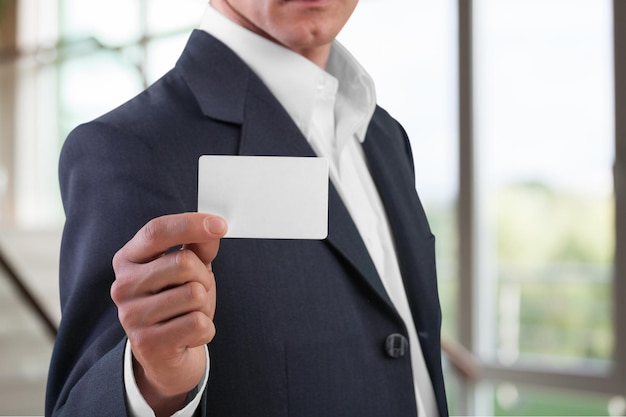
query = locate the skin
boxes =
[211,0,359,68]
[111,1,358,415]
[111,214,227,416]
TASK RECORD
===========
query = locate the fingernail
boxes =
[206,217,226,235]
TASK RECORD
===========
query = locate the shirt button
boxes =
[384,333,409,358]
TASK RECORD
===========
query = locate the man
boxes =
[46,0,448,416]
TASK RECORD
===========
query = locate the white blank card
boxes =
[198,155,329,239]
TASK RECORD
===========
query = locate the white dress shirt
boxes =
[124,5,439,417]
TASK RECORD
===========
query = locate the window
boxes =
[3,0,206,228]
[474,0,615,368]
[463,0,625,414]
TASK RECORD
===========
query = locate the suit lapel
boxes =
[361,113,436,333]
[238,75,395,311]
[179,30,396,312]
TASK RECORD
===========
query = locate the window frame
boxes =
[455,0,626,411]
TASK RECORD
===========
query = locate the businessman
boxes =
[46,0,448,416]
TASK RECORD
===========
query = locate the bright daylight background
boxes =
[0,0,623,415]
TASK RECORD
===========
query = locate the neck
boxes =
[295,45,331,69]
[210,0,331,68]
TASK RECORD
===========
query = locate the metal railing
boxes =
[0,245,58,338]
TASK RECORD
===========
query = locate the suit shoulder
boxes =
[99,69,198,133]
[371,105,403,131]
[62,68,197,154]
[369,105,414,166]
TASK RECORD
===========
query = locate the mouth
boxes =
[283,0,334,9]
[284,0,332,4]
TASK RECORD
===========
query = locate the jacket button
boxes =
[384,333,408,358]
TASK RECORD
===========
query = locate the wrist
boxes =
[132,356,188,417]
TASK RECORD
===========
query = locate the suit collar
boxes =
[176,30,249,124]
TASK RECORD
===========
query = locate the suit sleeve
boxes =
[45,121,188,416]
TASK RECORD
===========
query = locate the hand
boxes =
[110,212,227,416]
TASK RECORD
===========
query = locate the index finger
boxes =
[119,213,227,265]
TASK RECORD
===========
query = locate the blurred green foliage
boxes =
[496,183,614,362]
[496,182,614,263]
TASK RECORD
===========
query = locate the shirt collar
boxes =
[198,5,376,144]
[327,42,377,145]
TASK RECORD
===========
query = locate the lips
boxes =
[285,0,331,4]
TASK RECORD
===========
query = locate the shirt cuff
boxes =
[123,339,209,417]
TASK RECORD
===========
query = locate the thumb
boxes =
[186,216,228,265]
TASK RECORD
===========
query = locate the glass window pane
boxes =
[473,0,615,369]
[59,52,144,137]
[14,63,64,227]
[147,0,205,35]
[60,0,142,46]
[145,34,191,84]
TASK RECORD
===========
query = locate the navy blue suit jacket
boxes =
[46,30,448,417]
